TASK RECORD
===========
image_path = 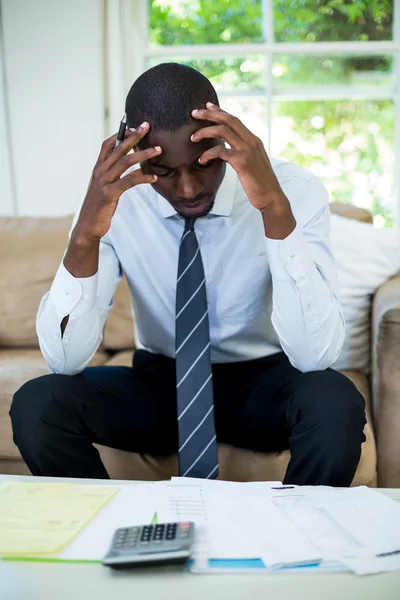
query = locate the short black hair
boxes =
[125,62,219,132]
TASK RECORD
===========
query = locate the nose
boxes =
[175,172,202,200]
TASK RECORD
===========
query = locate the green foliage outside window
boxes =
[149,0,395,226]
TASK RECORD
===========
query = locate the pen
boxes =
[114,114,127,148]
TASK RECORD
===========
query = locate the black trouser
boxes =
[10,350,366,486]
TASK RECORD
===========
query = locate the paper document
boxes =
[2,478,399,576]
[0,481,118,555]
[57,481,168,562]
[159,479,311,566]
[162,480,400,575]
[340,549,400,575]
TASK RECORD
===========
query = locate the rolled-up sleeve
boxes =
[36,236,122,376]
[266,176,345,372]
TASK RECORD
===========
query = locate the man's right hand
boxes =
[61,121,161,298]
[75,121,161,241]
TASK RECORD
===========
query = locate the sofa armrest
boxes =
[371,274,400,487]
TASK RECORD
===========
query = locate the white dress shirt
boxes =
[37,158,345,376]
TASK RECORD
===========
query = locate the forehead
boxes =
[142,121,217,167]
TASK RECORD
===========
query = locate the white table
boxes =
[1,475,400,600]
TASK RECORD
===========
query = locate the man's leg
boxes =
[10,350,178,478]
[213,353,367,486]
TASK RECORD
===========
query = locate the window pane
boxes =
[271,100,395,226]
[272,55,393,89]
[220,98,268,145]
[149,0,264,46]
[274,0,393,42]
[146,57,265,91]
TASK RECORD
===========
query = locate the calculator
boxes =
[102,522,195,568]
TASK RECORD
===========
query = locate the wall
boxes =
[0,0,105,216]
[0,17,15,217]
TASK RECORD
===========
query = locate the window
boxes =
[125,0,398,227]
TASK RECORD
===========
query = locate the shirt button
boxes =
[65,292,74,301]
[285,256,293,264]
[83,293,89,300]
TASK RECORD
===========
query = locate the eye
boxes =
[196,159,214,169]
[151,166,175,177]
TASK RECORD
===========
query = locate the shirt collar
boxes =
[157,164,236,219]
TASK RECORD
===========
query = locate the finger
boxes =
[191,125,243,150]
[198,144,234,165]
[112,167,158,195]
[97,122,151,174]
[192,106,252,141]
[93,131,121,170]
[93,128,139,170]
[205,102,221,111]
[104,145,162,183]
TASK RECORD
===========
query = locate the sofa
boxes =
[1,204,399,487]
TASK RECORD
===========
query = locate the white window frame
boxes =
[106,0,400,226]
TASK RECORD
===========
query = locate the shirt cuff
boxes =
[49,261,98,317]
[266,223,309,282]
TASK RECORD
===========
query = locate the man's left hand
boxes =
[191,102,284,211]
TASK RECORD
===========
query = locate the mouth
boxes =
[178,195,213,216]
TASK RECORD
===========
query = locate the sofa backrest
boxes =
[0,204,373,351]
[0,216,73,349]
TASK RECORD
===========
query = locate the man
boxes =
[10,63,366,484]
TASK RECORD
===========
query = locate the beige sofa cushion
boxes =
[96,351,377,487]
[0,216,73,348]
[102,276,136,351]
[0,214,134,352]
[0,349,109,459]
[329,203,374,224]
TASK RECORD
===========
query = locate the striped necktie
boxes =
[175,217,218,479]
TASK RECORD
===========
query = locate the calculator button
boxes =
[141,527,152,541]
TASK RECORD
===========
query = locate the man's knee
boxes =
[292,369,367,432]
[11,375,51,445]
[10,374,73,452]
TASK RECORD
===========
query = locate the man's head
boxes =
[125,63,226,218]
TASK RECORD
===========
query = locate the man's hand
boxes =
[63,122,162,282]
[191,103,284,212]
[75,123,162,242]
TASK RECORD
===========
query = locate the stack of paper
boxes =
[159,478,400,575]
[1,478,399,576]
